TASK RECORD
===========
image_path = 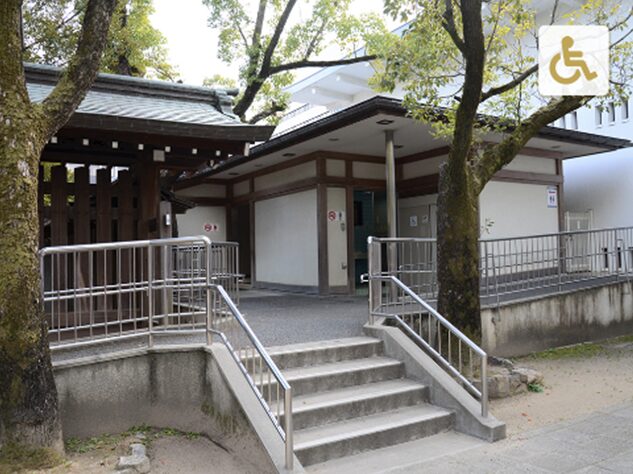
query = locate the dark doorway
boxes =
[353,190,388,294]
[231,204,252,282]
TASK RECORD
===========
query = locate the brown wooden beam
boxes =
[317,183,328,294]
[397,146,450,165]
[491,169,563,185]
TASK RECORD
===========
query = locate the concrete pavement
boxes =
[404,403,633,474]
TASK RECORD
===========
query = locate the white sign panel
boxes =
[547,187,558,208]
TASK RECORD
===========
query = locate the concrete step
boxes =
[284,379,429,430]
[265,337,384,370]
[305,431,484,473]
[280,356,404,397]
[294,404,455,466]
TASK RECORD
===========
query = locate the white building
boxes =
[562,100,632,230]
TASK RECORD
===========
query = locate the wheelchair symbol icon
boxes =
[549,36,598,85]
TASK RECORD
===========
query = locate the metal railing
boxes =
[367,226,633,306]
[480,227,633,304]
[40,237,293,470]
[365,245,488,416]
[208,285,293,469]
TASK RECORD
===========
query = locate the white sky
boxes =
[150,0,389,86]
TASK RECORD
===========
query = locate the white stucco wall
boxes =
[327,187,348,287]
[254,190,319,287]
[503,155,557,174]
[398,195,437,238]
[255,161,316,191]
[401,156,445,180]
[479,181,559,239]
[177,206,227,241]
[353,162,384,180]
[563,148,633,229]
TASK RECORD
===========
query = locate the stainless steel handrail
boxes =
[366,273,488,418]
[209,285,293,469]
[368,227,633,304]
[40,237,293,470]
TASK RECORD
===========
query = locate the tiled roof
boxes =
[23,63,275,142]
[27,82,238,127]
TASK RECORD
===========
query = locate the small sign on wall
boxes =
[328,210,345,222]
[547,187,558,208]
[409,215,418,227]
[203,223,219,232]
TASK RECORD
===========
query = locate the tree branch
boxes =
[0,0,27,100]
[268,54,376,75]
[441,0,465,54]
[22,9,83,52]
[39,0,117,138]
[304,15,329,59]
[480,64,537,103]
[248,101,286,123]
[476,95,589,189]
[252,0,267,48]
[259,0,297,74]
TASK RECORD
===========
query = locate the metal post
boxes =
[385,130,397,238]
[148,247,154,347]
[481,355,488,418]
[206,241,213,345]
[206,286,213,346]
[284,387,294,470]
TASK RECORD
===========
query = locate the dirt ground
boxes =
[20,429,265,474]
[15,336,633,473]
[490,336,633,437]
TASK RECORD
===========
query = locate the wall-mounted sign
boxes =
[203,223,219,232]
[328,210,345,222]
[547,187,558,208]
[409,215,418,227]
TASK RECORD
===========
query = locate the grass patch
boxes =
[0,442,64,473]
[528,382,544,393]
[65,425,201,455]
[526,342,604,360]
[609,333,633,344]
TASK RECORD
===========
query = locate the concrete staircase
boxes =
[266,337,484,471]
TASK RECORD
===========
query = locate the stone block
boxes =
[117,443,150,474]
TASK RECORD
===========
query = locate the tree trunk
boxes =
[436,159,481,338]
[0,112,61,450]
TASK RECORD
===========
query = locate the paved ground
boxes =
[415,403,633,474]
[239,290,368,347]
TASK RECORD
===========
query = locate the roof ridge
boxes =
[24,62,238,118]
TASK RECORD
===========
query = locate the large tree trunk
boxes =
[0,114,61,450]
[436,159,481,338]
[0,0,115,454]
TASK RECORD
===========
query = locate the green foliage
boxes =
[527,382,544,393]
[22,0,177,80]
[65,425,202,455]
[528,342,604,360]
[202,0,390,122]
[0,442,64,473]
[374,0,633,139]
[203,74,238,89]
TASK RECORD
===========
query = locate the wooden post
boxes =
[137,163,160,240]
[50,166,68,246]
[73,167,91,315]
[96,168,112,313]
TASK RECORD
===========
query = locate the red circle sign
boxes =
[328,210,337,222]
